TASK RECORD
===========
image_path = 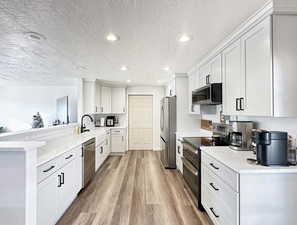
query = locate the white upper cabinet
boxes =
[223,40,243,116]
[210,54,222,83]
[83,80,96,114]
[242,17,272,116]
[199,63,211,87]
[101,86,112,113]
[111,87,126,114]
[83,80,126,114]
[224,17,272,116]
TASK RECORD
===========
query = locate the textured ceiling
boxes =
[0,0,267,86]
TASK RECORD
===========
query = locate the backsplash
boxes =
[201,105,297,139]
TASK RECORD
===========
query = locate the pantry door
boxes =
[128,95,153,150]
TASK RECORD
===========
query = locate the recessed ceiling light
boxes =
[178,34,192,43]
[163,66,170,71]
[121,65,128,71]
[106,33,119,42]
[126,80,131,83]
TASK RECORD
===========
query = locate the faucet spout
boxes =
[80,114,94,133]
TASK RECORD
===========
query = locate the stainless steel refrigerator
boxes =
[160,96,176,169]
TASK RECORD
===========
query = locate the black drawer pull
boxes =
[210,207,219,218]
[43,165,55,173]
[210,163,219,170]
[58,174,62,187]
[210,182,219,191]
[65,154,73,160]
[61,172,65,185]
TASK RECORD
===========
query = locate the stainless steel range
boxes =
[181,123,229,210]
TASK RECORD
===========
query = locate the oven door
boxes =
[182,143,199,169]
[182,157,199,198]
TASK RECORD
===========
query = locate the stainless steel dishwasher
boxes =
[82,138,96,188]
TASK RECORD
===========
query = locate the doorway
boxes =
[128,95,153,150]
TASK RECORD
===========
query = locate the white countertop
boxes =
[0,141,46,151]
[201,146,297,174]
[37,127,109,166]
[176,129,213,138]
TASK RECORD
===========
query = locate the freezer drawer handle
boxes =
[43,165,55,173]
[210,182,219,191]
[210,207,220,218]
[210,163,219,170]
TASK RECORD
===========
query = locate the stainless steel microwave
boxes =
[192,83,222,105]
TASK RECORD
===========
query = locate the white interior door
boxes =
[128,95,153,150]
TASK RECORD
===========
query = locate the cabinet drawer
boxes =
[202,152,238,192]
[38,157,62,183]
[61,147,78,165]
[111,129,125,136]
[202,186,236,225]
[202,164,239,225]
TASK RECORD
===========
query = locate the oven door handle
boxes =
[182,157,198,176]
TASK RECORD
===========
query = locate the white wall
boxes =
[127,86,165,151]
[0,86,78,132]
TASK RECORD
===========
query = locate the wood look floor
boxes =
[57,151,212,225]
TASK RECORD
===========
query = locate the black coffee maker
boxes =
[253,131,288,166]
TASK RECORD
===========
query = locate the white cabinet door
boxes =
[242,17,272,116]
[83,81,96,114]
[95,82,101,113]
[223,40,244,115]
[57,160,78,217]
[199,63,211,86]
[111,87,126,113]
[111,135,126,153]
[101,86,112,113]
[74,147,83,192]
[37,173,59,225]
[188,74,200,114]
[210,54,222,83]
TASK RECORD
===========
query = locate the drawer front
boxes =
[202,164,239,225]
[111,129,124,136]
[38,157,62,183]
[202,152,238,192]
[61,147,79,165]
[202,186,236,225]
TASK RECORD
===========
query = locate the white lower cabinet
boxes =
[111,128,126,153]
[201,152,239,225]
[37,146,82,225]
[37,172,59,225]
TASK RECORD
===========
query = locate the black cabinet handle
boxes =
[240,97,244,111]
[100,146,103,154]
[236,98,240,111]
[43,165,55,173]
[210,163,219,170]
[58,174,62,187]
[61,172,65,185]
[210,207,220,218]
[177,146,180,154]
[65,154,73,160]
[210,182,219,191]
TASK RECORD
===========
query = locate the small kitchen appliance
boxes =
[229,121,253,151]
[95,117,106,127]
[253,130,288,166]
[106,116,116,127]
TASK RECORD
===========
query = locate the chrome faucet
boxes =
[80,114,94,133]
